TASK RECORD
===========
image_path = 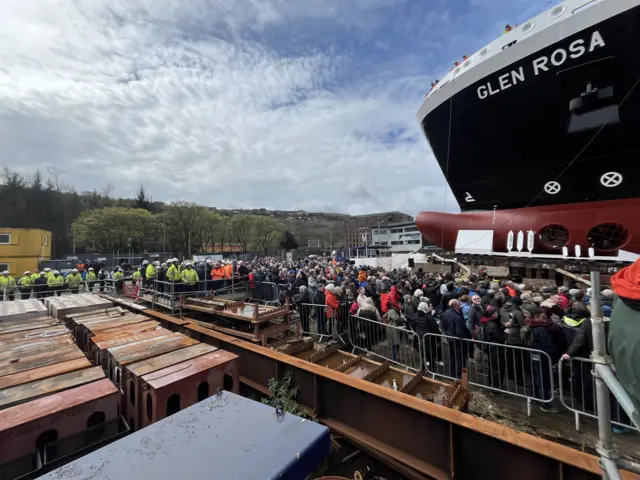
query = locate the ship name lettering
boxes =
[477,31,605,100]
[533,31,605,75]
[477,67,525,99]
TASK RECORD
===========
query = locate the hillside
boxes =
[217,208,347,247]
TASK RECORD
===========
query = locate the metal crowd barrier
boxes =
[422,333,556,414]
[249,282,302,306]
[348,314,423,371]
[250,281,279,305]
[291,302,350,343]
[558,356,638,432]
[2,280,116,301]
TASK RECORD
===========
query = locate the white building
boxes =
[371,221,427,253]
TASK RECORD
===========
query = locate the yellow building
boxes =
[0,228,52,276]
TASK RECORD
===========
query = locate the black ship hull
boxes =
[421,4,640,212]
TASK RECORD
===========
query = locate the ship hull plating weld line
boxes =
[142,308,638,480]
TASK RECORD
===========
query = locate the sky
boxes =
[0,0,551,217]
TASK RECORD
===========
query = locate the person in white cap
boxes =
[19,271,33,298]
[43,267,53,281]
[182,261,198,293]
[0,270,16,300]
[67,268,83,294]
[86,267,97,292]
[167,258,182,294]
[47,270,64,296]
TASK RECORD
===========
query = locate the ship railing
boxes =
[347,314,423,372]
[422,333,555,414]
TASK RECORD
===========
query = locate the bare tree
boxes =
[166,201,204,256]
[101,182,115,199]
[229,215,254,253]
[46,165,64,191]
[253,216,283,254]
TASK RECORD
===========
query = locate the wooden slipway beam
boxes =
[147,310,638,480]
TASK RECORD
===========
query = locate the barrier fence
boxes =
[348,314,423,371]
[291,302,350,343]
[558,356,638,432]
[422,333,555,413]
[2,280,116,301]
[250,281,279,304]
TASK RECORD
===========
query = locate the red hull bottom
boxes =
[416,198,640,256]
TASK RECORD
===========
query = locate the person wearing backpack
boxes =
[524,306,566,412]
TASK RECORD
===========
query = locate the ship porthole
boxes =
[479,47,489,57]
[551,5,566,18]
[539,224,570,249]
[587,223,629,251]
[463,60,471,68]
[521,21,534,34]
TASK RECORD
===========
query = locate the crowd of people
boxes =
[225,256,634,419]
[3,253,638,424]
[0,267,115,299]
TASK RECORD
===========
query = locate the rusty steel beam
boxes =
[148,311,639,480]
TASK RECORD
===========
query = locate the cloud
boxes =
[0,0,550,217]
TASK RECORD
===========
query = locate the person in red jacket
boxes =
[388,285,401,311]
[325,284,340,317]
[380,289,390,314]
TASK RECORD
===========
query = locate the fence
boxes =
[558,356,638,432]
[348,314,423,371]
[291,302,350,343]
[2,280,116,301]
[422,333,555,413]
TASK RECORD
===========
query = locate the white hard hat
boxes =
[44,268,51,272]
[89,267,94,271]
[54,270,60,274]
[118,267,123,271]
[72,268,78,273]
[24,271,30,275]
[40,271,46,275]
[1,271,8,275]
[173,258,179,263]
[142,260,149,265]
[154,261,160,265]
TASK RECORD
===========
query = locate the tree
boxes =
[72,207,160,252]
[229,215,254,253]
[253,216,283,254]
[133,184,152,211]
[166,201,205,256]
[196,210,223,252]
[279,230,299,250]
